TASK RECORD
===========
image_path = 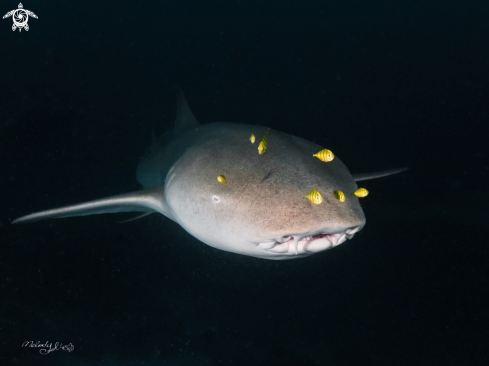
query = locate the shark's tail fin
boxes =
[12,188,170,224]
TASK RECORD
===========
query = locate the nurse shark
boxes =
[13,92,407,260]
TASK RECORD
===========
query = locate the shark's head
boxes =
[164,122,366,260]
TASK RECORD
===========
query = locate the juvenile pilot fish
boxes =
[12,90,408,260]
[258,133,267,154]
[305,190,323,205]
[334,190,346,202]
[217,175,227,184]
[353,188,368,197]
[313,149,334,162]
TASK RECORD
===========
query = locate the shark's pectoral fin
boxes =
[117,212,154,224]
[352,167,408,182]
[12,188,170,224]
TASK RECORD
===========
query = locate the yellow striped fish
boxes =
[250,134,255,143]
[313,149,334,162]
[353,188,368,197]
[258,134,268,154]
[217,175,227,184]
[305,190,323,204]
[334,190,345,202]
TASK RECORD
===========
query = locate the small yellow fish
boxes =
[217,175,227,184]
[258,134,268,155]
[334,190,345,202]
[313,149,334,162]
[305,190,323,204]
[353,188,369,197]
[250,134,255,144]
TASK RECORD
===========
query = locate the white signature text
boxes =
[22,341,74,355]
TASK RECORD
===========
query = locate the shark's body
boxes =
[13,93,407,260]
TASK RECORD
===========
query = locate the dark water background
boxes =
[1,0,488,365]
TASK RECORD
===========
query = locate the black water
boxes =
[1,0,488,365]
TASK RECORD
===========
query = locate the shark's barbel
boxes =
[13,92,407,260]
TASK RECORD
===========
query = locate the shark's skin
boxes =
[13,92,407,260]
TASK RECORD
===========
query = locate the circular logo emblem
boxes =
[13,9,27,28]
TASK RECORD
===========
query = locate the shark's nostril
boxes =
[346,226,360,235]
[345,225,362,239]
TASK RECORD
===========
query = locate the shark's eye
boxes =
[212,195,220,203]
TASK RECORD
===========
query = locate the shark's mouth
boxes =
[258,227,361,255]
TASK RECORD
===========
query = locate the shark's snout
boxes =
[258,225,363,257]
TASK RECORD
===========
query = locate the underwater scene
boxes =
[1,0,488,365]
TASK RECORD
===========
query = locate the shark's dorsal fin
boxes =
[12,188,171,224]
[352,167,408,182]
[173,89,199,137]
